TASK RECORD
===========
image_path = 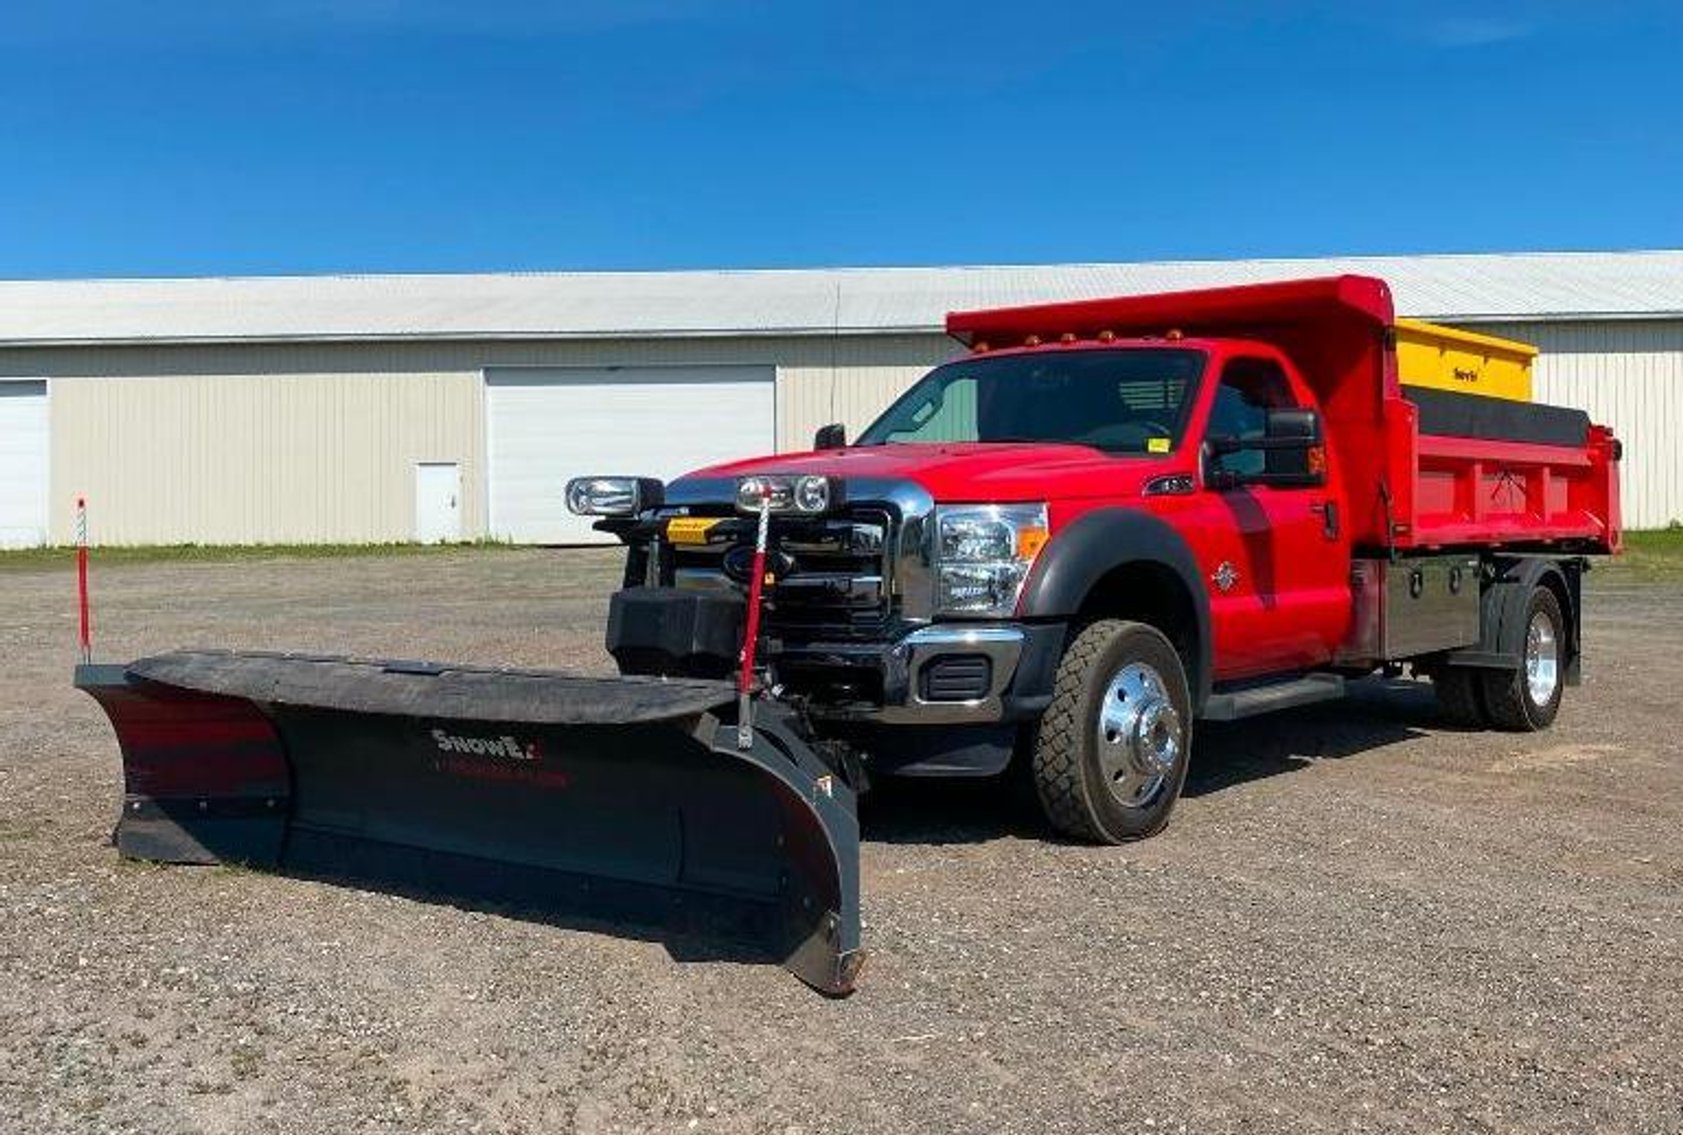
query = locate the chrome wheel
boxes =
[1095,661,1184,809]
[1525,609,1560,707]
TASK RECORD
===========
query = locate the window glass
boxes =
[858,348,1207,454]
[1207,358,1297,478]
[885,376,978,442]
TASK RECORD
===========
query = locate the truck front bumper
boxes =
[774,621,1065,726]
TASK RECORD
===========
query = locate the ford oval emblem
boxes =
[723,546,796,584]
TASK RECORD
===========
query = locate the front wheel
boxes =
[1031,620,1193,843]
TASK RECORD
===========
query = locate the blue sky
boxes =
[2,1,1680,277]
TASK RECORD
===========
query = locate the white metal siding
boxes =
[486,366,775,544]
[11,314,1673,544]
[45,369,483,545]
[2,335,948,545]
[1456,320,1683,528]
[0,381,49,547]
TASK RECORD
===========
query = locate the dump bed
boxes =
[946,276,1621,555]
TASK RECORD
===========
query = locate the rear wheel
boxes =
[1480,586,1565,731]
[1432,668,1488,727]
[1031,620,1192,843]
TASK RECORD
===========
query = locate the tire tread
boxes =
[1031,620,1118,841]
[1031,619,1190,843]
[1480,586,1564,732]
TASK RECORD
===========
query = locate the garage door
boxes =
[487,366,776,544]
[0,381,48,548]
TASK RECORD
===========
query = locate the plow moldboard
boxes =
[77,652,863,995]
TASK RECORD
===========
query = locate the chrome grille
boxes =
[660,475,937,632]
[668,509,894,637]
[770,508,890,634]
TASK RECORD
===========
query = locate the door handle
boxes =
[1309,499,1338,539]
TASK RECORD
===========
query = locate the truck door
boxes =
[1198,356,1351,678]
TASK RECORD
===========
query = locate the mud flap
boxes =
[76,651,863,995]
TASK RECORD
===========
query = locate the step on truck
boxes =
[77,276,1621,995]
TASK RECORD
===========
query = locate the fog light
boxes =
[565,476,663,517]
[736,475,844,514]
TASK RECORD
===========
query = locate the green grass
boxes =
[1605,527,1683,580]
[4,529,1678,578]
[0,539,520,572]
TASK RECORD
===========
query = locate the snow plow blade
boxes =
[75,650,863,995]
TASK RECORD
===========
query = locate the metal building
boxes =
[0,250,1678,547]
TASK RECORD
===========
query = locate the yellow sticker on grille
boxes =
[665,517,721,545]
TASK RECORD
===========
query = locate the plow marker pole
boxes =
[737,491,772,750]
[76,496,91,665]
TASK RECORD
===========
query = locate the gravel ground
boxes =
[1,549,1679,1134]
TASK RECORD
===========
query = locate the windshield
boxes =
[855,348,1206,454]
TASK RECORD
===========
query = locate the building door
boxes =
[486,365,776,544]
[0,381,49,548]
[414,462,462,544]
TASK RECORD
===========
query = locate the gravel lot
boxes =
[2,549,1679,1134]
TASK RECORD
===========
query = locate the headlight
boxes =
[735,474,844,514]
[565,476,663,517]
[934,503,1050,616]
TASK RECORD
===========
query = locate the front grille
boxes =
[769,507,891,634]
[667,507,895,638]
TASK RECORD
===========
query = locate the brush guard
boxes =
[76,651,863,995]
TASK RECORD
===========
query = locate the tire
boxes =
[1031,620,1193,843]
[1480,585,1566,731]
[1433,668,1488,727]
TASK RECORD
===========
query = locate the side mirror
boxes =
[1207,408,1326,488]
[814,422,847,450]
[1263,406,1321,446]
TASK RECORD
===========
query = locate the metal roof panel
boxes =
[2,250,1679,346]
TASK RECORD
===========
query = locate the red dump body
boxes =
[947,275,1621,555]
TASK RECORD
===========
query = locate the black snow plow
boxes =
[75,650,863,995]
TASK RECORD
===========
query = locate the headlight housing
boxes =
[565,476,663,517]
[934,503,1050,616]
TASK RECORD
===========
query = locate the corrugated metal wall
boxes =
[0,334,957,544]
[2,318,1674,543]
[1458,320,1683,528]
[46,371,481,544]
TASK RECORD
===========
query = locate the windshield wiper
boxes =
[980,436,1088,447]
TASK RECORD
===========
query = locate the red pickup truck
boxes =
[573,276,1621,843]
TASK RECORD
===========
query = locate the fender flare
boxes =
[1016,508,1213,707]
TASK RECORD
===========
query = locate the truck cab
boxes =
[573,276,1620,844]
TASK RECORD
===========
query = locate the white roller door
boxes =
[0,381,48,548]
[487,366,776,544]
